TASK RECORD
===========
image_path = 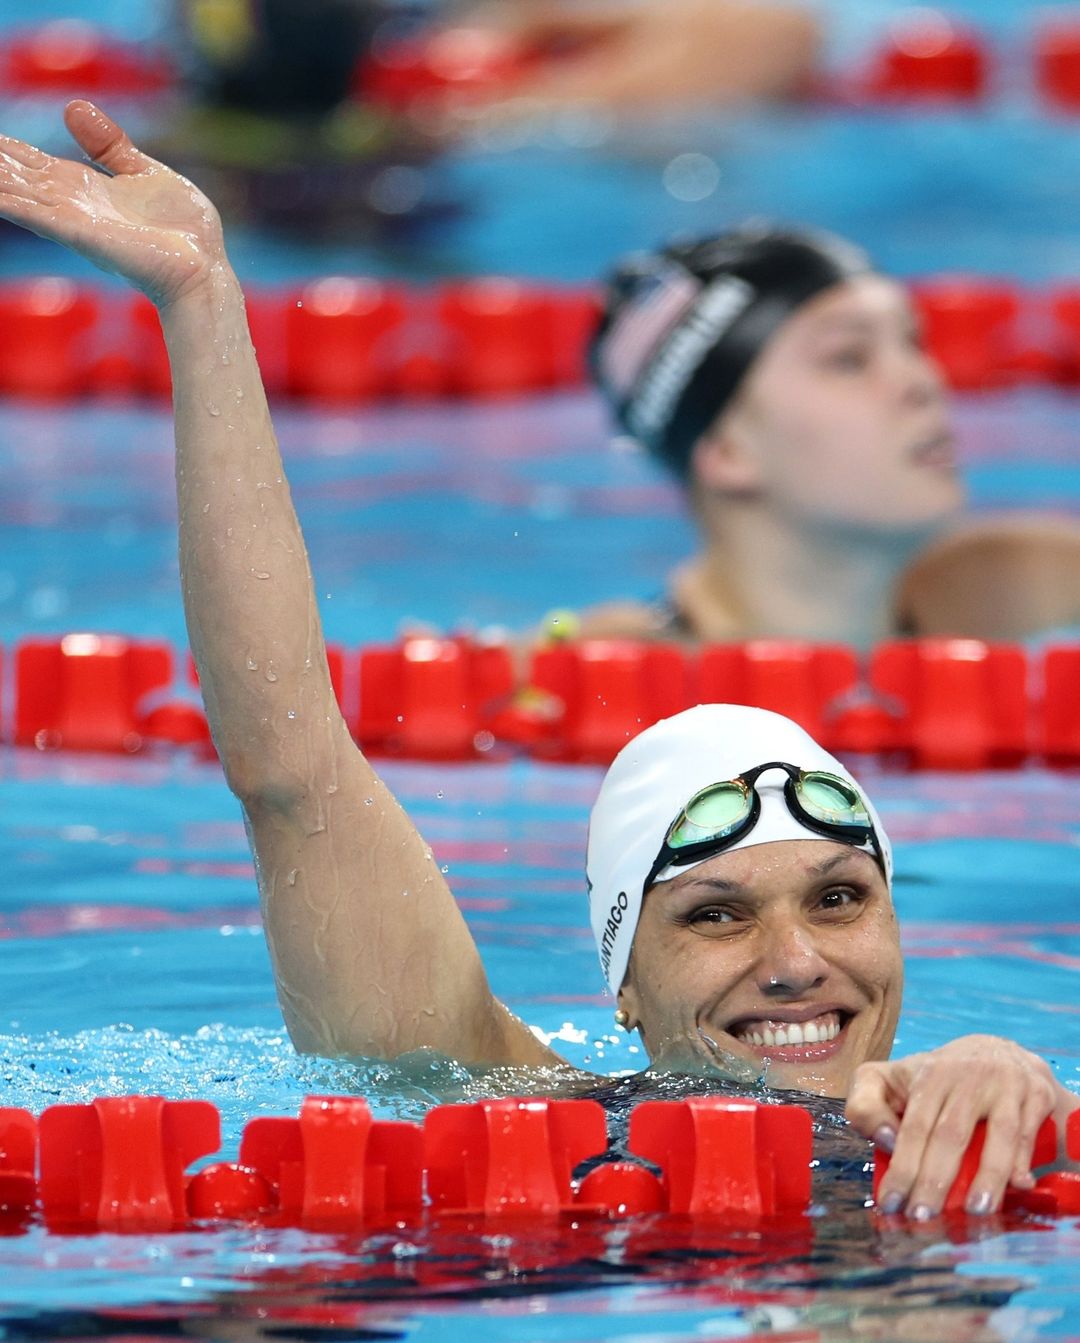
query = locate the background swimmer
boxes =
[0,103,1076,1221]
[579,228,1080,646]
[464,0,821,112]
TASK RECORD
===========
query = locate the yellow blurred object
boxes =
[540,608,582,642]
[189,0,257,64]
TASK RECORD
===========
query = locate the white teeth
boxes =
[733,1013,842,1049]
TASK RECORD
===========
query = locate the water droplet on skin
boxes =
[440,864,449,874]
[206,403,222,417]
[265,669,278,683]
[287,710,297,720]
[202,502,210,513]
[246,657,258,671]
[364,797,373,806]
[253,570,270,580]
[287,869,298,886]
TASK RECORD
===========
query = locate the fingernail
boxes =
[879,1191,903,1214]
[966,1189,993,1216]
[910,1203,935,1222]
[873,1124,896,1153]
[1012,1171,1036,1190]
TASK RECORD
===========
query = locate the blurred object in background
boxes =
[152,0,456,241]
[455,0,823,113]
[0,18,175,96]
[183,0,380,115]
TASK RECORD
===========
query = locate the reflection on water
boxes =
[0,1199,1064,1343]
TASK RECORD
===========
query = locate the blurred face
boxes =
[618,839,903,1097]
[708,275,964,535]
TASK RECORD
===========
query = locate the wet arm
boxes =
[160,237,555,1068]
[0,102,556,1067]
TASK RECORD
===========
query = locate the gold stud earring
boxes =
[614,1008,630,1029]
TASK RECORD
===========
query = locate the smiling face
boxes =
[617,839,903,1097]
[701,275,965,537]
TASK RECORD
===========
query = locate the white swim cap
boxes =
[586,703,893,995]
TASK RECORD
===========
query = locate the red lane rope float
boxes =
[5,633,1080,769]
[1,1094,1077,1234]
[10,273,1080,402]
[0,21,175,97]
[8,12,1080,115]
[0,278,602,403]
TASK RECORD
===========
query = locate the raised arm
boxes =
[0,102,558,1068]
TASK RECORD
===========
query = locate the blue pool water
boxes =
[0,386,1077,1340]
[1,1,1080,1338]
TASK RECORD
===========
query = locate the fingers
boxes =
[963,1096,1024,1214]
[872,1069,956,1218]
[867,1039,1060,1220]
[845,1060,905,1151]
[1009,1076,1059,1186]
[62,99,155,176]
[0,151,45,228]
[0,133,52,171]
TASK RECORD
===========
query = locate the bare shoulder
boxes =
[895,513,1080,639]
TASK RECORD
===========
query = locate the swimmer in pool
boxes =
[1,104,1076,1219]
[462,0,821,112]
[575,228,1080,647]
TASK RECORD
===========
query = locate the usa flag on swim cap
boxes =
[597,261,702,405]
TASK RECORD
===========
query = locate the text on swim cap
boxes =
[628,276,754,442]
[599,889,631,979]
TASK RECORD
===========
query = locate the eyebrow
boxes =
[807,316,875,337]
[675,876,748,895]
[810,310,918,339]
[807,850,869,877]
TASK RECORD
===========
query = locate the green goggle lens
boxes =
[668,781,751,848]
[643,762,883,897]
[795,771,869,827]
[667,770,870,851]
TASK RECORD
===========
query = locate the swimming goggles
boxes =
[642,761,885,895]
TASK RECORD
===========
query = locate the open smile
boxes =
[726,1009,852,1062]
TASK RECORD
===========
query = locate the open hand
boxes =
[846,1034,1078,1217]
[0,101,224,308]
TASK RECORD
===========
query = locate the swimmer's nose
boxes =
[756,920,829,998]
[899,342,947,409]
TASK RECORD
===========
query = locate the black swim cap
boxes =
[590,226,873,477]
